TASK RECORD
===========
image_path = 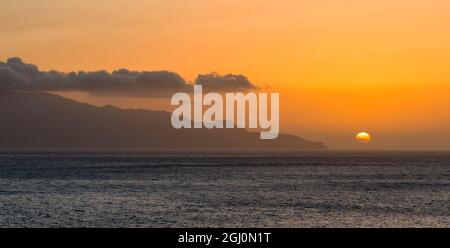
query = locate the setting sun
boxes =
[356,132,372,144]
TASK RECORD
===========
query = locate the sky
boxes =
[1,0,450,150]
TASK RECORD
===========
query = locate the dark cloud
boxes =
[195,72,257,92]
[0,57,259,97]
[0,57,191,97]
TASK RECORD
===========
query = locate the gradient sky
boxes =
[1,0,450,149]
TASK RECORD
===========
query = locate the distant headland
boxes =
[0,92,326,151]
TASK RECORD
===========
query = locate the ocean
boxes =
[0,151,449,227]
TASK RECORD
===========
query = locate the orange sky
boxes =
[1,0,449,149]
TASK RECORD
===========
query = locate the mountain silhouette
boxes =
[0,92,326,151]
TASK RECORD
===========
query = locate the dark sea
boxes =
[0,151,449,227]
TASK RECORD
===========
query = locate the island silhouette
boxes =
[0,92,326,151]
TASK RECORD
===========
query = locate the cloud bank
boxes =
[0,57,257,97]
[195,72,257,92]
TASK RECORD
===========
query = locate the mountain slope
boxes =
[0,92,326,150]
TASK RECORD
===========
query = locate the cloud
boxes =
[0,57,191,97]
[195,72,257,92]
[0,57,259,97]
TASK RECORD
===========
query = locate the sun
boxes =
[356,132,371,144]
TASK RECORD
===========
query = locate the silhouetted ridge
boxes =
[0,92,327,150]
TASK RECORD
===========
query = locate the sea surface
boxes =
[0,151,449,227]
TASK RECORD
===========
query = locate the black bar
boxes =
[1,228,448,247]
